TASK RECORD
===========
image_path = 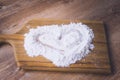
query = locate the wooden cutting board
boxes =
[0,19,111,74]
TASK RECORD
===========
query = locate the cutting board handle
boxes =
[0,34,24,40]
[0,34,24,46]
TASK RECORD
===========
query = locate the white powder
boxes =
[24,23,94,67]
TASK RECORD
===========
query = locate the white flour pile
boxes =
[24,23,94,67]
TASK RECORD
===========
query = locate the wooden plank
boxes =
[18,19,103,32]
[18,61,110,69]
[22,67,111,74]
[0,19,111,73]
[15,54,110,63]
[14,43,108,54]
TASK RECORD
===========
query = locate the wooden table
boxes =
[0,0,120,80]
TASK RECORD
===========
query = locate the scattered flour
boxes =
[24,23,94,67]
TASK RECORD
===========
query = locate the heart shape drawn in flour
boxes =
[24,23,94,67]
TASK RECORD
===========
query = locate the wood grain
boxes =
[0,0,120,80]
[0,19,111,74]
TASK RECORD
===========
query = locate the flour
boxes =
[24,23,94,67]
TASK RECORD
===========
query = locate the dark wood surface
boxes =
[0,0,120,80]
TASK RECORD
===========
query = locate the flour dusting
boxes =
[24,23,94,67]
